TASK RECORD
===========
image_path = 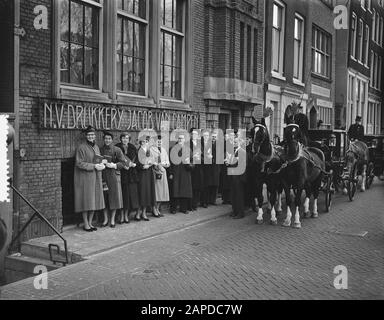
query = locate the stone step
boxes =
[20,242,83,265]
[4,254,62,285]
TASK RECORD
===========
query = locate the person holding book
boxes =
[137,137,156,221]
[150,135,170,217]
[116,133,140,224]
[74,126,105,232]
[99,131,126,228]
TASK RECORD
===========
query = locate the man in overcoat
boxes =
[169,134,193,214]
[225,137,247,219]
[348,116,365,142]
[190,128,203,210]
[74,126,105,232]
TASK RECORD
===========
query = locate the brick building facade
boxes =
[264,0,336,140]
[1,0,265,241]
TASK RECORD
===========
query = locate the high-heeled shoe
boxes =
[90,226,98,231]
[83,227,93,232]
[100,222,109,228]
[134,216,141,221]
[141,216,150,222]
[110,223,116,228]
[124,219,130,224]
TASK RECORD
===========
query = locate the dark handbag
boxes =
[153,165,163,180]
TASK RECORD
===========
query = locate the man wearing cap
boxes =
[348,116,365,141]
[74,126,105,232]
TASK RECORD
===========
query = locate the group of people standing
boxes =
[74,126,250,232]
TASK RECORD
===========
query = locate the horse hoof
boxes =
[293,222,302,229]
[312,213,319,219]
[304,212,311,219]
[256,219,263,225]
[283,221,291,227]
[270,220,278,226]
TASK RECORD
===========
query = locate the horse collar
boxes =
[287,124,299,128]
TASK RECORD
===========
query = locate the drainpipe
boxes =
[13,0,21,249]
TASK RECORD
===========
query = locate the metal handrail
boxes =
[7,178,69,265]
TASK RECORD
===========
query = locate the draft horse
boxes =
[281,124,326,228]
[343,140,370,196]
[251,120,284,226]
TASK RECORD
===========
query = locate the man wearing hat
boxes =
[348,116,365,142]
[74,126,105,232]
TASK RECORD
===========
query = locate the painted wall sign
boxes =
[42,102,199,132]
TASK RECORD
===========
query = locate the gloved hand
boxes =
[95,164,105,171]
[106,163,117,169]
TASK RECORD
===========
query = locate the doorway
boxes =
[219,113,230,131]
[61,158,76,226]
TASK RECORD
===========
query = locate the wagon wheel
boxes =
[325,171,333,213]
[347,163,358,201]
[365,162,375,190]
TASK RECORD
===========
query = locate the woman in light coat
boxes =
[151,136,170,217]
[74,126,105,232]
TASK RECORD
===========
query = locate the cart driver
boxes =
[348,116,365,142]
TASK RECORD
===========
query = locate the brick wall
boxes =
[16,0,210,239]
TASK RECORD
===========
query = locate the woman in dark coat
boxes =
[100,131,126,228]
[116,133,140,224]
[74,126,105,232]
[137,137,156,221]
[169,134,193,214]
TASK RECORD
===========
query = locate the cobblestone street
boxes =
[1,181,384,300]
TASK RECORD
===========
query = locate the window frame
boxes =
[271,0,286,78]
[115,0,149,97]
[57,0,104,92]
[312,25,332,79]
[350,13,357,59]
[293,13,305,83]
[159,0,186,102]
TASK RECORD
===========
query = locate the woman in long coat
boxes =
[151,136,170,217]
[99,131,126,228]
[137,137,156,221]
[169,134,193,214]
[74,126,105,232]
[116,133,140,224]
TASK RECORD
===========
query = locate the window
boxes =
[319,106,332,129]
[361,0,366,9]
[160,0,185,100]
[294,14,304,82]
[372,9,376,41]
[116,0,147,95]
[367,102,381,135]
[272,1,285,75]
[247,25,252,82]
[378,56,382,90]
[370,50,374,86]
[357,19,363,62]
[312,26,331,78]
[253,28,258,83]
[350,14,356,58]
[363,25,369,65]
[380,17,384,46]
[59,0,101,89]
[240,22,245,80]
[376,12,380,42]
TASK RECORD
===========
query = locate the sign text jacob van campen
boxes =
[42,102,199,131]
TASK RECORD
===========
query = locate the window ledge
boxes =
[160,99,191,111]
[271,71,286,81]
[351,56,357,61]
[116,93,156,108]
[293,78,305,87]
[311,72,332,83]
[59,86,111,103]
